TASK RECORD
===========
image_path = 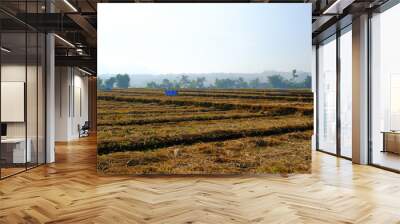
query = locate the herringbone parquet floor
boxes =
[1,136,400,224]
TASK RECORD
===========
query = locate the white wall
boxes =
[55,66,70,141]
[55,67,89,141]
[72,72,89,138]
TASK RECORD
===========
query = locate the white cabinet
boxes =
[1,138,32,163]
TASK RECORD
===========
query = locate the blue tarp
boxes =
[165,90,179,96]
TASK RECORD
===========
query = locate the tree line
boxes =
[146,75,311,89]
[98,74,130,90]
[98,74,312,90]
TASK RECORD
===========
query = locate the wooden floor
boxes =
[0,167,26,178]
[1,136,400,223]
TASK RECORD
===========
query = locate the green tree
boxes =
[268,75,287,89]
[179,75,191,88]
[302,75,312,88]
[97,77,105,90]
[146,81,159,88]
[214,78,236,88]
[160,79,174,89]
[104,77,116,90]
[235,77,248,88]
[115,74,130,88]
[195,77,206,88]
[249,78,260,89]
[188,79,198,89]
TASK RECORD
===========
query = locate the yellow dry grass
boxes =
[97,88,313,174]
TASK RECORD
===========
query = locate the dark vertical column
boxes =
[36,0,39,167]
[367,12,373,165]
[93,77,97,133]
[69,69,71,118]
[94,77,97,133]
[336,29,341,157]
[44,0,47,164]
[25,0,28,171]
[73,68,75,118]
[88,77,97,133]
[316,45,320,150]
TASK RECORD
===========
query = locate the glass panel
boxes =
[371,4,400,171]
[1,31,27,177]
[27,31,38,169]
[26,0,39,169]
[340,28,352,158]
[38,32,45,165]
[37,0,46,166]
[318,36,337,154]
[0,1,46,179]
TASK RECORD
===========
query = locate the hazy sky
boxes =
[98,3,311,76]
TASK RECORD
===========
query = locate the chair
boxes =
[79,121,90,138]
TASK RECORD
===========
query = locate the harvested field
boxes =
[97,88,313,174]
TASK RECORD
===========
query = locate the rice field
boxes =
[97,88,313,175]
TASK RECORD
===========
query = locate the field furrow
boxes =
[97,88,313,174]
[97,95,313,115]
[98,131,312,174]
[98,112,272,126]
[97,116,312,154]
